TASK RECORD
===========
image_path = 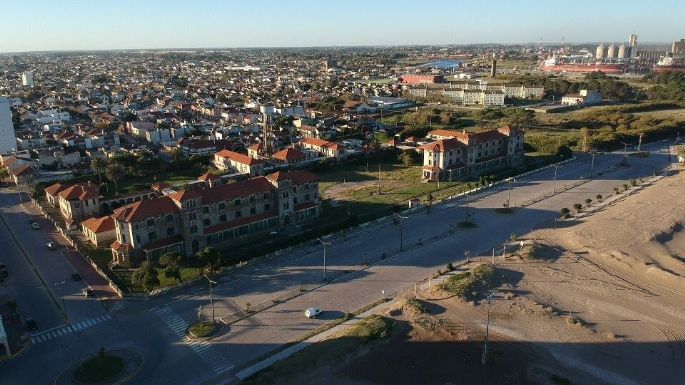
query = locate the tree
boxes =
[398,149,421,166]
[596,194,603,202]
[573,203,583,213]
[160,252,182,282]
[560,207,570,217]
[0,167,9,183]
[132,261,160,291]
[197,247,220,275]
[585,198,593,206]
[105,162,125,194]
[91,157,107,183]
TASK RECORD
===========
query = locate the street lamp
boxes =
[395,214,408,251]
[204,275,217,323]
[589,152,596,179]
[317,237,331,281]
[552,165,562,193]
[505,179,515,208]
[481,291,494,366]
[620,141,629,163]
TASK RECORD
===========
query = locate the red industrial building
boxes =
[400,74,444,84]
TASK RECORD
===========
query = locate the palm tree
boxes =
[91,157,107,183]
[106,162,125,194]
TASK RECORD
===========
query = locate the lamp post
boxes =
[395,214,408,251]
[204,275,217,323]
[552,165,562,193]
[481,291,494,366]
[589,152,596,179]
[317,237,331,281]
[506,178,514,207]
[621,141,629,163]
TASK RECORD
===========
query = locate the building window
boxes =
[219,202,225,210]
[148,231,157,241]
[190,224,198,234]
[294,197,298,204]
[166,227,174,236]
[204,218,211,226]
[219,213,226,222]
[165,214,174,223]
[203,206,209,214]
[250,207,256,215]
[234,198,241,206]
[147,218,154,227]
[235,211,242,219]
[304,194,310,201]
[264,203,271,211]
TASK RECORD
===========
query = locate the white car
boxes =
[304,307,322,319]
[46,242,57,250]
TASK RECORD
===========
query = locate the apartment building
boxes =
[420,126,524,181]
[110,170,320,266]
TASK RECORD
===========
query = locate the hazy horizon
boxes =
[1,0,683,53]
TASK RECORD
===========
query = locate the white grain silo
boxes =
[607,44,617,59]
[595,43,606,59]
[617,44,627,59]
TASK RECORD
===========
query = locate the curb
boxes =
[0,336,30,362]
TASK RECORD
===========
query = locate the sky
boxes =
[0,0,683,53]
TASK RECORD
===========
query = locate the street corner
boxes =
[0,298,31,360]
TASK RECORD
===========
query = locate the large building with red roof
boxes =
[213,149,265,177]
[44,181,101,223]
[110,170,320,266]
[419,126,524,181]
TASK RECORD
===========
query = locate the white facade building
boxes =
[21,72,34,87]
[0,97,18,154]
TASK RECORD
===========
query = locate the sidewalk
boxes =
[18,195,120,302]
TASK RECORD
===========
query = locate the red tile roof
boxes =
[266,170,318,184]
[170,177,275,205]
[197,172,218,181]
[81,216,115,233]
[214,149,264,166]
[44,182,65,196]
[204,211,277,235]
[299,137,343,151]
[111,240,133,253]
[10,165,33,176]
[142,235,184,251]
[273,148,306,161]
[57,182,100,201]
[112,196,179,222]
[418,138,465,153]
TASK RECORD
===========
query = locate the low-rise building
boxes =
[419,126,524,181]
[110,170,320,266]
[213,149,265,176]
[298,138,344,159]
[81,216,116,247]
[561,89,602,106]
[44,181,101,225]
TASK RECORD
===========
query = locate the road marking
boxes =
[155,307,234,375]
[30,314,113,344]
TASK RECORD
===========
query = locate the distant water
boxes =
[419,60,463,69]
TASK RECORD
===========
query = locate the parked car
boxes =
[82,288,95,298]
[26,318,38,331]
[304,307,322,319]
[46,242,57,250]
[31,222,40,230]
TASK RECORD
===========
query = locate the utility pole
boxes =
[621,141,629,163]
[204,275,217,323]
[506,179,514,207]
[317,237,331,281]
[481,291,494,366]
[637,133,644,152]
[464,192,470,223]
[590,152,596,179]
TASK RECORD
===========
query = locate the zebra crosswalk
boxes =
[155,307,234,375]
[30,314,112,344]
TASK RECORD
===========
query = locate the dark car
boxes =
[26,318,38,331]
[82,288,95,298]
[71,273,82,281]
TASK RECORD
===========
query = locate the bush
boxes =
[573,203,583,212]
[74,351,124,384]
[560,208,570,217]
[596,194,603,202]
[584,198,592,205]
[442,265,495,299]
[446,262,455,272]
[188,321,217,338]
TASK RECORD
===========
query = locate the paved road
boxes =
[0,140,674,385]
